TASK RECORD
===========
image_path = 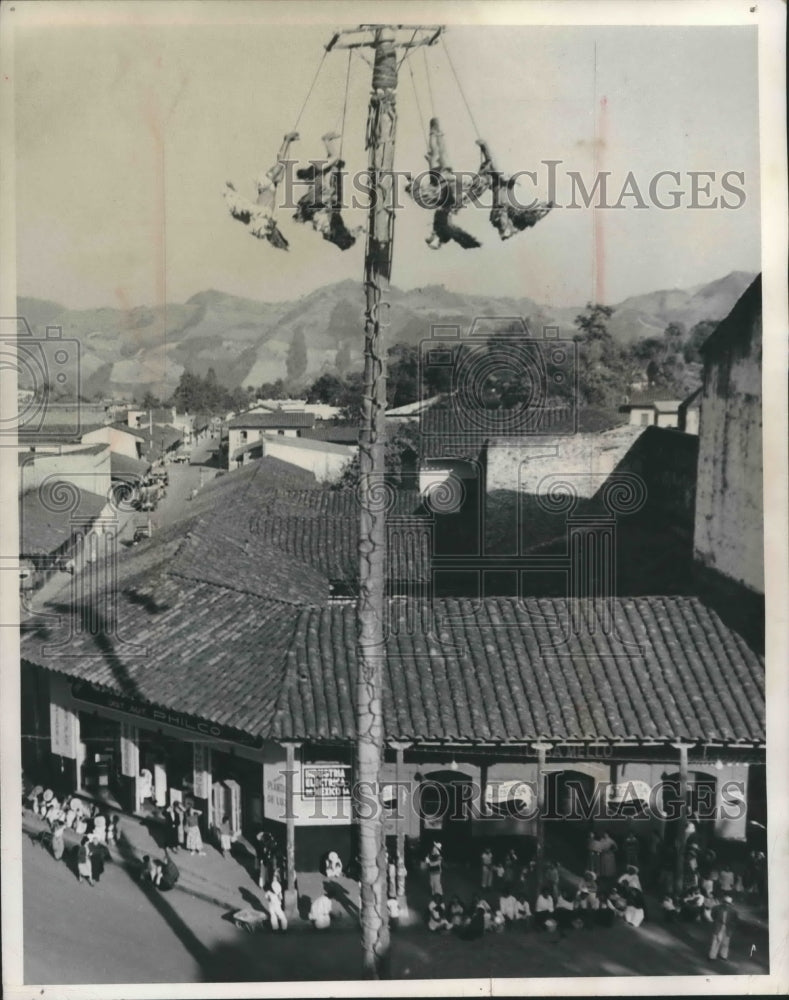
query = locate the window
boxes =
[240,430,248,443]
[640,412,651,426]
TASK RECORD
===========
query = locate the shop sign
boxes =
[302,765,351,799]
[193,744,212,799]
[607,779,652,804]
[50,700,78,759]
[485,779,535,810]
[120,723,139,777]
[70,681,261,748]
[264,763,287,821]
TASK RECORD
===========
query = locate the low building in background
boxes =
[227,410,316,469]
[619,388,687,428]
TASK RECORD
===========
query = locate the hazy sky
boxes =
[13,11,760,310]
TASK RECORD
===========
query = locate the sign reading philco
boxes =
[70,681,261,748]
[302,765,352,799]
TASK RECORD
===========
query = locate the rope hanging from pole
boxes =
[422,46,436,118]
[338,48,352,162]
[441,33,482,139]
[406,53,428,147]
[292,46,329,132]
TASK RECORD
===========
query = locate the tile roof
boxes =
[621,388,683,408]
[18,423,107,444]
[229,411,316,429]
[22,572,763,746]
[108,422,149,439]
[259,433,355,455]
[20,484,109,555]
[170,521,330,604]
[273,596,764,746]
[300,424,361,444]
[22,576,300,739]
[110,452,152,478]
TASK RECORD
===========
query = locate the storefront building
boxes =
[25,658,764,886]
[22,585,765,902]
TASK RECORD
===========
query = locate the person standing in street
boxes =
[50,820,66,862]
[174,801,186,851]
[597,831,618,889]
[266,875,288,931]
[426,841,443,897]
[164,803,180,852]
[255,829,271,888]
[91,840,108,884]
[218,814,233,858]
[184,804,205,856]
[480,846,493,889]
[709,893,739,961]
[77,836,94,886]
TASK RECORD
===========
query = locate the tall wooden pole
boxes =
[285,741,298,902]
[356,27,398,979]
[324,22,442,978]
[532,742,551,892]
[672,742,693,896]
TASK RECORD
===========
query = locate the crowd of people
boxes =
[26,785,117,887]
[23,774,763,962]
[420,832,761,960]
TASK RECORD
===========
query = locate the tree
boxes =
[258,379,287,400]
[307,373,344,405]
[141,390,160,410]
[386,343,420,408]
[572,303,630,407]
[664,321,686,349]
[286,328,308,381]
[338,371,365,420]
[683,319,718,363]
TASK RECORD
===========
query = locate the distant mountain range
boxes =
[17,271,756,400]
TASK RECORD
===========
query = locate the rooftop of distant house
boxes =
[619,387,686,410]
[228,411,317,429]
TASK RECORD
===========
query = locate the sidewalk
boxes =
[22,809,364,931]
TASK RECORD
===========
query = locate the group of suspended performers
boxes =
[223,117,552,252]
[224,130,360,253]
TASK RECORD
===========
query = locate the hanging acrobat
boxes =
[475,140,553,240]
[292,132,361,251]
[223,132,299,250]
[409,118,482,250]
